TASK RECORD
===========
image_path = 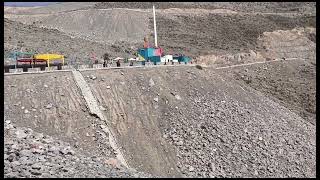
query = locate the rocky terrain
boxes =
[4,2,316,65]
[81,64,315,177]
[4,64,316,178]
[155,12,315,58]
[223,60,316,125]
[94,2,316,13]
[4,120,152,178]
[3,2,316,178]
[4,2,96,15]
[5,9,150,44]
[4,18,139,65]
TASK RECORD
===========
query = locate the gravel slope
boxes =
[154,13,315,58]
[5,9,150,44]
[94,2,315,14]
[82,65,316,177]
[4,64,316,177]
[4,120,152,178]
[4,18,138,65]
[4,72,115,159]
[222,60,316,125]
[4,2,315,64]
[4,2,97,15]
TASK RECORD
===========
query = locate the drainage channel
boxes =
[71,70,129,169]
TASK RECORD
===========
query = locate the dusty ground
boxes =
[4,60,316,177]
[222,60,316,125]
[4,72,115,159]
[94,2,315,14]
[3,2,316,178]
[193,27,316,67]
[4,2,96,15]
[81,64,316,177]
[5,9,150,44]
[154,13,315,58]
[4,120,152,178]
[4,18,138,65]
[4,2,316,66]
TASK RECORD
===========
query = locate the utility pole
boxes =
[153,4,158,48]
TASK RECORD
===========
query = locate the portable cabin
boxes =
[173,55,191,64]
[161,55,174,63]
[179,56,191,64]
[137,47,163,64]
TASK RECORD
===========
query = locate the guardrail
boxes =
[4,58,304,76]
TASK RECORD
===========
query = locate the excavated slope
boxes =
[94,2,316,14]
[3,65,316,177]
[222,60,316,125]
[4,2,315,61]
[258,28,316,62]
[4,2,97,15]
[3,72,116,159]
[4,18,136,64]
[5,8,150,44]
[154,13,315,57]
[81,65,315,177]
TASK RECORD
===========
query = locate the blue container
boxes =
[178,56,191,63]
[138,48,157,60]
[147,48,155,57]
[149,56,161,63]
[138,49,147,60]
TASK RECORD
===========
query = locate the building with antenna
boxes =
[137,5,163,65]
[137,5,191,65]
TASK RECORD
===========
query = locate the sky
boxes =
[4,2,59,7]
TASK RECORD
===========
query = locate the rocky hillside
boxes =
[4,120,152,178]
[4,18,139,64]
[81,65,315,177]
[94,2,316,13]
[154,13,315,58]
[4,2,316,65]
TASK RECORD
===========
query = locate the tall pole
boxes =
[153,5,158,48]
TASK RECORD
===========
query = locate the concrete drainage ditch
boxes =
[71,70,129,169]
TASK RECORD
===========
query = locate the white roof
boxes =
[114,57,124,60]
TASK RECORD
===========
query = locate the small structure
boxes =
[137,5,163,65]
[173,54,192,64]
[5,51,46,72]
[137,47,163,64]
[161,55,174,63]
[33,53,65,67]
